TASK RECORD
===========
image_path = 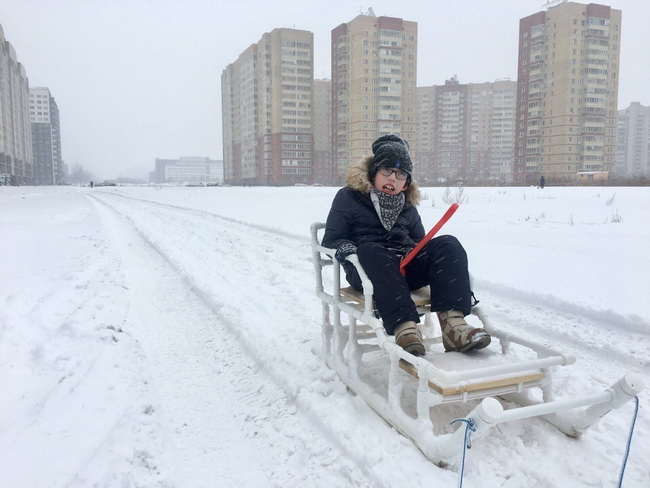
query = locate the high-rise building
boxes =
[515,1,621,184]
[312,78,332,185]
[221,28,314,186]
[0,25,33,185]
[416,77,516,185]
[616,102,650,180]
[475,79,517,183]
[417,78,469,185]
[30,87,62,185]
[331,9,417,185]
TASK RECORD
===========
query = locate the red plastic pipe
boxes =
[400,203,459,275]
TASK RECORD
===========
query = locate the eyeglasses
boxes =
[378,167,409,180]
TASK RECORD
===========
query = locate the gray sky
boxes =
[3,0,647,181]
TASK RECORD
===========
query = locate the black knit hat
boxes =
[368,134,413,181]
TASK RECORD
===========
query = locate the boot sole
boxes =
[447,333,491,353]
[404,343,426,356]
[397,332,426,357]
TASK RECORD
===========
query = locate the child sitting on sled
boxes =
[322,135,491,356]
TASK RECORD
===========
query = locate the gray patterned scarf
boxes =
[371,189,405,231]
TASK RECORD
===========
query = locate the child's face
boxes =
[373,167,408,196]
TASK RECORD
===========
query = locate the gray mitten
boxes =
[335,242,358,264]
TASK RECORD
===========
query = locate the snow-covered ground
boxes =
[1,184,648,488]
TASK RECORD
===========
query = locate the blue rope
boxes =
[450,417,476,488]
[449,397,639,487]
[617,396,640,488]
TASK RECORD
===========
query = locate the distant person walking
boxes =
[540,176,545,189]
[90,181,94,189]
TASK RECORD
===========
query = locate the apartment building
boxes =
[515,1,621,184]
[416,77,516,185]
[477,79,518,183]
[150,157,224,185]
[0,25,33,185]
[331,9,417,185]
[30,87,62,185]
[221,28,314,186]
[616,102,650,179]
[312,78,332,185]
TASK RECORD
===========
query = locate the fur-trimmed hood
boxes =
[346,155,421,206]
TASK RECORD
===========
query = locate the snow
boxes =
[0,184,648,487]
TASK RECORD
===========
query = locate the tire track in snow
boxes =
[90,192,469,487]
[474,280,650,377]
[93,190,649,392]
[89,192,319,343]
[93,191,316,310]
[477,279,650,336]
[87,193,384,487]
[97,191,648,376]
[89,190,649,487]
[94,190,308,246]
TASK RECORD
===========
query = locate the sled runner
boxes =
[310,222,644,465]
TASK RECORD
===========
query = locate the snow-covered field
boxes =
[1,184,648,487]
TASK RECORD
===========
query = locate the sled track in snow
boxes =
[95,190,308,245]
[84,190,649,487]
[87,192,387,487]
[477,279,650,337]
[93,190,649,379]
[475,280,650,376]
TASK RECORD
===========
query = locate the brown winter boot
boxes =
[394,321,426,356]
[437,310,491,352]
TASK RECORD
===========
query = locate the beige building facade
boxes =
[221,28,314,185]
[331,10,417,185]
[515,1,621,184]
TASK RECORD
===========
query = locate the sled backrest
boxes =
[310,221,435,324]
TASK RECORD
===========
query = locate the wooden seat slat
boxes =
[399,360,545,396]
[340,286,431,307]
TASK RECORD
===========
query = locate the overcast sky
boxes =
[3,0,648,181]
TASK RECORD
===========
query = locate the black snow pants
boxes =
[344,235,472,335]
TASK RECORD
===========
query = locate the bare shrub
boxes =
[442,184,468,204]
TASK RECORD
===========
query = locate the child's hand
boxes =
[335,243,358,264]
[400,248,414,261]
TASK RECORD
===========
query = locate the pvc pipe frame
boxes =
[310,222,645,463]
